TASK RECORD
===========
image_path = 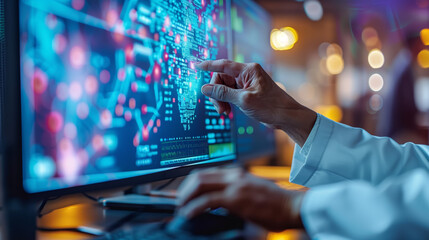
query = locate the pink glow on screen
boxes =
[53,34,67,54]
[59,138,74,154]
[46,14,57,29]
[101,110,112,127]
[76,102,89,119]
[131,82,138,92]
[117,94,126,104]
[58,150,81,184]
[129,9,137,21]
[46,112,64,133]
[85,75,98,95]
[133,133,140,147]
[106,9,118,27]
[69,81,83,100]
[100,70,111,83]
[117,68,126,81]
[115,104,124,116]
[129,98,136,109]
[32,68,48,94]
[124,110,132,121]
[92,134,104,151]
[141,104,148,115]
[125,45,134,63]
[56,82,69,101]
[142,126,149,141]
[64,123,77,139]
[72,0,85,10]
[70,46,86,69]
[135,67,143,77]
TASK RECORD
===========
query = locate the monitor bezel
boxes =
[1,0,235,200]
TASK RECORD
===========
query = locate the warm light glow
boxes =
[326,54,344,75]
[315,105,343,122]
[417,49,429,68]
[368,73,384,92]
[369,94,383,112]
[326,43,343,56]
[270,27,298,51]
[421,28,429,46]
[362,27,379,47]
[303,0,323,21]
[267,230,303,240]
[368,49,384,69]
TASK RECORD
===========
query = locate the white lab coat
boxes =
[290,114,429,240]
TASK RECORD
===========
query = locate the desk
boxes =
[36,166,309,240]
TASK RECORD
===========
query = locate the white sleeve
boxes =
[290,114,429,187]
[301,169,429,240]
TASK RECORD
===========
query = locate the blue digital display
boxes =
[19,0,235,193]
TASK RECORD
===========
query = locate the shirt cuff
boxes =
[290,114,334,186]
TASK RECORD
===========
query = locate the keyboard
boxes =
[95,222,245,240]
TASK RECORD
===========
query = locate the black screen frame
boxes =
[1,0,235,200]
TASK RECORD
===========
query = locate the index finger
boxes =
[196,59,246,77]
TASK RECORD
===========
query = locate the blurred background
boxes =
[250,0,429,166]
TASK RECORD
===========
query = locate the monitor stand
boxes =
[100,194,178,212]
[99,182,179,212]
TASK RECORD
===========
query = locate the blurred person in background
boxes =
[177,60,429,240]
[378,31,427,144]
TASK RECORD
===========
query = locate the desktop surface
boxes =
[19,0,235,194]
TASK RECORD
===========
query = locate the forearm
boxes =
[272,93,317,147]
[290,114,429,187]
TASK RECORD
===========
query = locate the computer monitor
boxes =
[230,0,276,161]
[1,0,236,197]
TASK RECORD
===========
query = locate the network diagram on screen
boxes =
[20,0,235,193]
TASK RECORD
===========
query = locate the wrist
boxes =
[275,97,317,147]
[282,190,306,229]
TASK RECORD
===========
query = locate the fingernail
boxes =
[201,84,213,97]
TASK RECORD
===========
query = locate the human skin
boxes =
[177,60,317,231]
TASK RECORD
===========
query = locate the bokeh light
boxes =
[368,73,384,92]
[326,43,343,57]
[303,0,323,21]
[30,155,56,179]
[421,28,429,46]
[270,27,298,51]
[46,112,64,133]
[315,105,343,122]
[69,81,83,100]
[70,46,86,69]
[361,27,379,48]
[368,49,384,69]
[417,49,429,68]
[32,68,48,94]
[77,102,89,119]
[326,54,344,75]
[72,0,85,11]
[415,77,429,112]
[369,94,383,112]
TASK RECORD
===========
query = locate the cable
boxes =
[154,178,177,191]
[81,192,100,202]
[37,196,61,218]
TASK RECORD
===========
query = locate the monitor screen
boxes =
[231,0,276,161]
[19,0,235,193]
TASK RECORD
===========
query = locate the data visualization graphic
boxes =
[20,0,235,193]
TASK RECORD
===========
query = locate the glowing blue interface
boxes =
[231,0,275,161]
[20,0,235,193]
